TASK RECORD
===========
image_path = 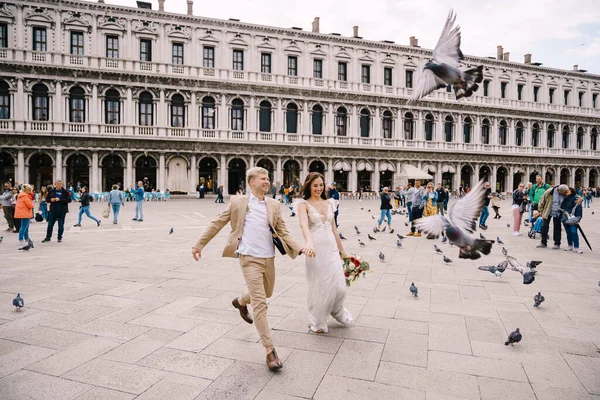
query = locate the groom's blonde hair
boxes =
[247,167,269,184]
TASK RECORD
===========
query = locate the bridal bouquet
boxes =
[343,255,371,287]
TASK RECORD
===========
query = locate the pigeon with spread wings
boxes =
[413,180,494,259]
[407,10,483,103]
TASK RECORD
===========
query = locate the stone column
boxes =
[220,95,228,131]
[220,154,227,194]
[327,104,334,136]
[158,90,166,129]
[491,164,497,191]
[275,98,282,132]
[492,118,498,145]
[373,160,380,191]
[301,157,308,183]
[276,156,282,186]
[509,165,515,191]
[98,167,103,192]
[91,152,99,192]
[373,108,381,139]
[55,150,63,182]
[125,87,134,126]
[126,152,133,188]
[53,81,62,123]
[327,159,334,184]
[91,84,98,124]
[190,154,197,194]
[456,114,463,143]
[350,159,357,192]
[474,116,481,144]
[453,163,461,191]
[158,153,166,192]
[302,101,309,135]
[570,166,576,187]
[584,167,590,187]
[416,111,424,141]
[249,97,256,132]
[437,162,443,184]
[17,150,25,183]
[437,113,443,142]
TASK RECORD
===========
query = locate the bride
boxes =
[296,172,353,333]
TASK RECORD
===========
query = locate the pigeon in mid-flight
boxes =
[479,233,486,240]
[533,292,545,308]
[13,293,24,309]
[526,260,542,270]
[505,256,537,284]
[478,265,503,277]
[407,10,483,102]
[414,180,494,260]
[410,282,418,297]
[505,328,522,346]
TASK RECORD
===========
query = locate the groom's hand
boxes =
[191,247,202,261]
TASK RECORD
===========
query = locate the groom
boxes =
[192,167,305,371]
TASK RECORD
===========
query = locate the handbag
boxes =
[102,205,110,219]
[34,212,43,222]
[269,225,287,255]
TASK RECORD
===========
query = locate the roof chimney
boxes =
[409,36,419,47]
[186,0,193,15]
[524,53,531,64]
[573,65,579,71]
[497,45,503,60]
[312,17,320,33]
[158,0,164,12]
[353,25,359,38]
[503,52,509,62]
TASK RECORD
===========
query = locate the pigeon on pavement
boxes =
[413,180,494,260]
[480,233,486,239]
[405,222,409,227]
[533,292,545,308]
[18,241,33,251]
[502,247,508,256]
[379,252,385,262]
[389,229,395,234]
[407,10,483,102]
[339,233,347,240]
[169,227,174,234]
[410,282,418,297]
[397,234,405,240]
[12,293,24,309]
[397,240,403,248]
[505,328,522,346]
[382,226,387,232]
[358,239,366,247]
[443,255,453,264]
[354,225,361,235]
[497,236,504,245]
[0,236,3,243]
[434,244,443,254]
[441,235,448,244]
[368,234,376,241]
[506,223,511,228]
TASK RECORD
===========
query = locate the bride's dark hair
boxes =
[301,172,328,200]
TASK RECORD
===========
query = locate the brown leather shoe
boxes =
[266,348,283,371]
[232,298,253,324]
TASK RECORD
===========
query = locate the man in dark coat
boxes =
[42,180,72,243]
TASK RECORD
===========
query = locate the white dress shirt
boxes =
[237,192,275,258]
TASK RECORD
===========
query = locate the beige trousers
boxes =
[238,255,276,348]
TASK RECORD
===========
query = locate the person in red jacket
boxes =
[14,184,34,246]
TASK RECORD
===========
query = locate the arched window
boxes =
[0,81,10,119]
[286,103,298,134]
[424,113,434,141]
[481,119,490,144]
[576,127,584,150]
[69,86,85,123]
[444,116,453,142]
[336,107,347,136]
[360,108,370,138]
[562,125,570,149]
[498,120,507,145]
[382,110,392,139]
[532,123,540,147]
[592,128,598,151]
[32,83,49,121]
[139,91,153,126]
[201,96,215,129]
[404,112,414,140]
[515,122,523,146]
[547,124,555,148]
[312,104,323,135]
[105,89,120,125]
[171,94,185,128]
[463,117,472,143]
[259,100,271,132]
[231,98,244,131]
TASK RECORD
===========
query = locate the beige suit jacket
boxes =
[193,194,303,259]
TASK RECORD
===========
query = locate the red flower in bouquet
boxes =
[342,255,371,287]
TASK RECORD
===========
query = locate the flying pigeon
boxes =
[592,211,595,215]
[379,252,385,262]
[407,10,483,102]
[441,235,448,244]
[368,234,376,241]
[505,328,522,346]
[502,247,508,256]
[372,216,375,220]
[382,226,387,232]
[169,227,174,234]
[354,225,361,235]
[410,282,418,297]
[443,255,453,264]
[12,293,24,309]
[367,209,371,213]
[497,236,504,245]
[526,260,542,269]
[434,244,444,254]
[0,236,3,243]
[478,265,503,277]
[405,222,409,227]
[479,233,486,240]
[339,233,347,240]
[413,180,494,260]
[358,239,366,247]
[397,234,405,240]
[361,207,364,210]
[505,256,537,284]
[533,292,545,308]
[397,239,403,248]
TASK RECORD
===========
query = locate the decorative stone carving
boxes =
[166,24,192,40]
[97,15,126,32]
[132,20,158,36]
[24,6,54,27]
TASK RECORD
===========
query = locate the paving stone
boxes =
[428,351,528,382]
[531,384,594,400]
[135,372,211,400]
[164,320,236,351]
[360,297,398,318]
[0,344,56,378]
[269,329,344,353]
[96,301,166,324]
[376,361,480,399]
[63,358,167,395]
[521,351,589,393]
[202,337,293,364]
[137,347,233,380]
[75,387,136,400]
[428,322,472,355]
[45,306,120,329]
[0,370,92,400]
[0,325,93,350]
[356,314,429,335]
[26,337,120,376]
[562,353,600,395]
[328,339,384,380]
[478,377,536,400]
[263,349,334,398]
[465,316,508,343]
[224,315,282,343]
[101,328,182,363]
[381,331,428,367]
[150,296,209,316]
[195,361,273,400]
[128,313,201,332]
[314,374,424,400]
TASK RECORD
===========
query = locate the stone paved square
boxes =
[1,197,600,399]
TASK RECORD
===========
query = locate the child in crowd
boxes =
[528,210,544,239]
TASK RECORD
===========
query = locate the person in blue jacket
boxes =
[130,181,146,222]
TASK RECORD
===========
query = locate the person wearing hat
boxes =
[327,182,340,228]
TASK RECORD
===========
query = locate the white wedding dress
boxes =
[300,199,353,333]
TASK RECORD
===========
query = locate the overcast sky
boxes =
[106,0,600,75]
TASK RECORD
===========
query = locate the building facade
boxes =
[0,0,599,194]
